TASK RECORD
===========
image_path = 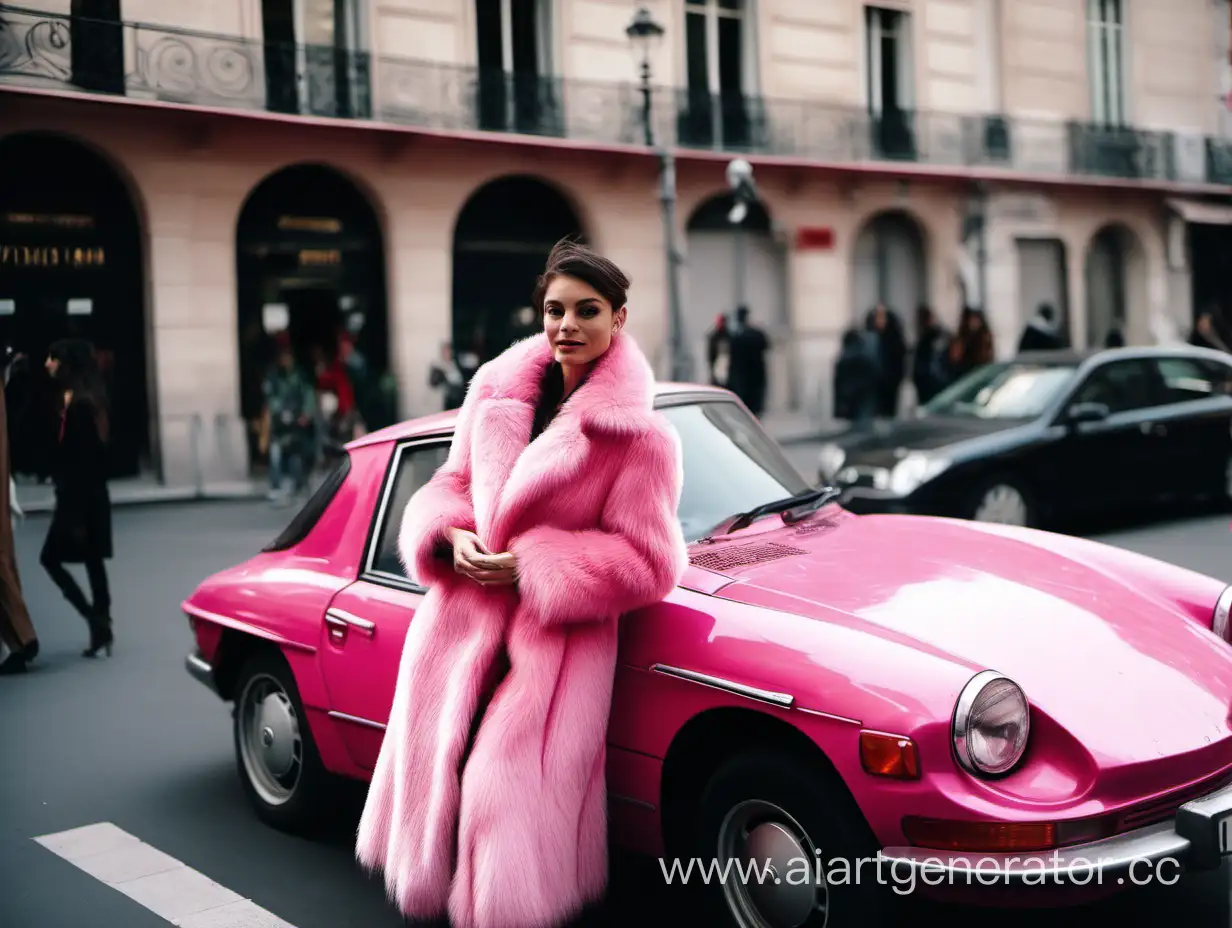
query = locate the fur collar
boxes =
[467,331,661,548]
[472,331,657,435]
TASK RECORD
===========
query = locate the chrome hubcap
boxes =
[717,800,828,928]
[238,673,303,806]
[973,484,1028,525]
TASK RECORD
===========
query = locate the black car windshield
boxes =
[921,361,1078,419]
[659,400,813,541]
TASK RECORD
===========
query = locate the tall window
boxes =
[262,0,368,117]
[864,6,914,158]
[1086,0,1126,126]
[682,0,749,146]
[475,0,554,133]
[864,6,911,116]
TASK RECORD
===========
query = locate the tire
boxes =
[684,750,897,928]
[967,476,1034,527]
[232,649,334,833]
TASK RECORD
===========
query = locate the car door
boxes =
[1144,356,1232,499]
[318,436,451,770]
[1051,358,1168,516]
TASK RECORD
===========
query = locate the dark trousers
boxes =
[41,550,110,622]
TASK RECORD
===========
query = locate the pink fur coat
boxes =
[355,330,688,928]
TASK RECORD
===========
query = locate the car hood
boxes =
[704,510,1232,766]
[830,416,1026,467]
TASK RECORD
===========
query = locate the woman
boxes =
[40,339,113,658]
[948,306,995,379]
[356,240,688,928]
[865,303,906,417]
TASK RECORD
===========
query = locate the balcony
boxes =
[2,4,1230,189]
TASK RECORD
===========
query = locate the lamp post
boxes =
[726,157,756,313]
[627,7,693,383]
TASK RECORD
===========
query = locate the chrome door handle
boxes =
[325,608,375,638]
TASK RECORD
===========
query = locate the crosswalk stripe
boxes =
[33,822,297,927]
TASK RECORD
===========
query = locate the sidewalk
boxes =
[13,474,265,515]
[12,408,847,514]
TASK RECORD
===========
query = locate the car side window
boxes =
[368,441,451,582]
[1152,357,1232,403]
[1070,360,1161,414]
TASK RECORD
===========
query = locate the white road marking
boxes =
[33,822,297,927]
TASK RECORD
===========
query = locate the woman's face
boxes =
[542,274,626,368]
[45,355,60,379]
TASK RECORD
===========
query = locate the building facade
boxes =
[1,0,1231,487]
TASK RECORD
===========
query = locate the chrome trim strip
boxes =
[609,793,656,811]
[795,707,862,726]
[650,664,794,708]
[364,437,453,578]
[325,608,376,634]
[328,710,387,731]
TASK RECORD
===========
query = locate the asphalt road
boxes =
[2,495,1232,927]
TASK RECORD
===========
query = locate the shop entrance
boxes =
[0,131,150,479]
[235,163,388,471]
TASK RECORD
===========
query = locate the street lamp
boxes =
[726,157,757,313]
[626,7,693,383]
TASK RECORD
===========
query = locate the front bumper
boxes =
[879,779,1232,885]
[186,650,219,696]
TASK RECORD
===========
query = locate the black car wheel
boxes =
[232,649,333,833]
[686,750,896,928]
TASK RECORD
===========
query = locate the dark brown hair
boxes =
[532,237,630,314]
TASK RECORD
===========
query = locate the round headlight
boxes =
[1214,586,1232,641]
[952,670,1030,776]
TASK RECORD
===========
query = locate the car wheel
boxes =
[969,478,1032,526]
[688,750,896,928]
[232,649,332,833]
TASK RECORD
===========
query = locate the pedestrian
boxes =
[1190,309,1230,353]
[260,337,316,504]
[833,327,879,430]
[706,312,731,386]
[1017,302,1063,353]
[355,238,688,928]
[0,346,39,675]
[429,341,467,410]
[39,338,114,659]
[726,305,770,416]
[948,307,996,379]
[865,303,906,417]
[912,303,951,404]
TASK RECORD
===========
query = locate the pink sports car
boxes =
[183,383,1232,925]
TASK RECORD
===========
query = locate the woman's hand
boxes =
[446,528,518,586]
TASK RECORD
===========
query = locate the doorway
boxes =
[235,163,388,471]
[0,132,150,480]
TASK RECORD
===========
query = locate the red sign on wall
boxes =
[795,226,835,250]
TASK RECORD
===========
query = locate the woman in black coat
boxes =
[40,339,114,658]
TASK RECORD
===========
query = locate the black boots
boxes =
[0,638,40,675]
[82,615,113,659]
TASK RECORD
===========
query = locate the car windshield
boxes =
[921,361,1078,419]
[659,400,813,542]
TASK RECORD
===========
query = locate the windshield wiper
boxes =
[723,486,842,535]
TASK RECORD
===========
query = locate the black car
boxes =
[818,345,1232,527]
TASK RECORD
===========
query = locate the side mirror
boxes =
[1064,401,1110,426]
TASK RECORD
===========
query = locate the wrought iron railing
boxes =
[2,4,1230,187]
